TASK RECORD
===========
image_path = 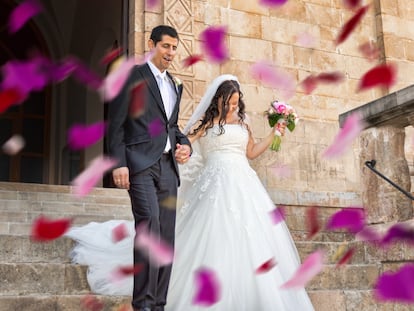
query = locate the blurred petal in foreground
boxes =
[326,207,365,233]
[200,26,229,64]
[259,0,288,7]
[336,5,370,45]
[280,250,325,289]
[256,258,277,274]
[193,267,221,306]
[8,0,43,33]
[374,263,414,303]
[2,134,25,155]
[67,121,106,150]
[323,113,364,158]
[31,215,72,242]
[357,63,397,92]
[380,223,414,248]
[71,156,117,197]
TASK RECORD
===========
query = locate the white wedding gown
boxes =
[66,124,314,310]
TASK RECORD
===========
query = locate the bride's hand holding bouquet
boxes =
[265,100,298,152]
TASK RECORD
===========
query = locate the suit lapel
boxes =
[139,64,167,118]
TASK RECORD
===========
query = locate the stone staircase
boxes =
[0,182,413,311]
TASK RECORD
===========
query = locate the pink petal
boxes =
[250,61,295,100]
[135,50,155,66]
[67,121,106,150]
[193,267,221,306]
[2,134,25,155]
[31,215,72,242]
[259,0,288,6]
[296,31,316,48]
[355,226,382,243]
[322,113,364,158]
[256,258,277,274]
[8,0,43,33]
[100,57,136,102]
[306,206,320,240]
[357,63,397,92]
[269,205,286,225]
[200,26,229,64]
[111,222,130,243]
[374,263,414,303]
[336,5,370,45]
[182,54,204,68]
[71,156,117,197]
[343,0,362,9]
[80,294,104,311]
[135,223,173,267]
[380,223,414,248]
[358,41,380,62]
[326,207,365,233]
[280,250,325,289]
[148,118,163,137]
[129,81,148,118]
[146,0,159,8]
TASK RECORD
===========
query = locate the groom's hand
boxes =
[175,144,191,164]
[112,167,130,189]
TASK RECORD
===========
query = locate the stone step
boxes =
[0,295,130,311]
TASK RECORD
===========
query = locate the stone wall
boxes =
[129,0,414,210]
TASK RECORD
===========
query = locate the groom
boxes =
[107,25,192,311]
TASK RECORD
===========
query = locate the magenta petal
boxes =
[8,0,43,33]
[380,223,414,248]
[148,118,164,137]
[374,263,414,303]
[269,205,286,225]
[326,207,365,233]
[71,58,103,90]
[323,113,364,158]
[280,250,325,289]
[193,267,221,306]
[200,26,229,64]
[259,0,288,7]
[135,223,174,267]
[67,121,106,150]
[71,156,117,197]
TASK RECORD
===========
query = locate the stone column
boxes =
[360,126,413,223]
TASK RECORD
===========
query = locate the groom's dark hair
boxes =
[150,25,179,45]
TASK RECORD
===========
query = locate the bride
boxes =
[66,74,315,310]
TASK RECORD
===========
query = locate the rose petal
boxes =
[2,134,25,155]
[71,156,117,197]
[357,63,397,92]
[300,75,319,95]
[148,118,164,138]
[67,121,106,150]
[343,0,362,9]
[111,222,130,243]
[358,41,380,62]
[306,206,320,240]
[100,57,136,102]
[323,113,364,158]
[374,263,414,303]
[80,294,104,311]
[100,47,123,65]
[256,258,277,274]
[71,58,103,90]
[250,61,295,100]
[182,54,204,68]
[134,223,174,267]
[110,264,143,282]
[0,88,24,113]
[295,31,316,48]
[326,207,365,233]
[8,0,43,33]
[200,26,229,64]
[259,0,288,6]
[31,215,72,242]
[280,250,325,289]
[193,267,221,306]
[380,223,414,248]
[269,205,286,225]
[129,81,148,118]
[336,247,355,267]
[336,5,370,45]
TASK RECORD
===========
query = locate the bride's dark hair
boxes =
[190,80,246,136]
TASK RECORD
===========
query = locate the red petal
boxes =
[31,215,72,242]
[256,258,277,274]
[182,54,204,68]
[100,47,123,65]
[117,263,144,276]
[129,81,148,118]
[0,88,23,113]
[306,206,320,240]
[317,71,345,83]
[80,294,104,311]
[343,0,362,9]
[336,247,355,267]
[357,63,397,92]
[111,222,129,242]
[358,41,380,62]
[300,75,318,95]
[336,5,370,45]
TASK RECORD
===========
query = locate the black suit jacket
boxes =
[107,63,191,182]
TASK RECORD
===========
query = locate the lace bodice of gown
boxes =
[199,124,248,159]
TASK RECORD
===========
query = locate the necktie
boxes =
[158,74,171,119]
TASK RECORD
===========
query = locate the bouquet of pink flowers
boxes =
[265,100,298,151]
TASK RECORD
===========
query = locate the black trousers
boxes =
[128,152,178,309]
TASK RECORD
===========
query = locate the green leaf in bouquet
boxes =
[268,114,283,127]
[287,121,295,132]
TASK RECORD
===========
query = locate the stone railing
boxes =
[339,84,414,224]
